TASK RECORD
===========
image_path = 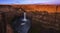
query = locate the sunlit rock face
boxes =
[0,5,60,13]
[11,5,60,12]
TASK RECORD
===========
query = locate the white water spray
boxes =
[21,12,27,25]
[22,12,27,22]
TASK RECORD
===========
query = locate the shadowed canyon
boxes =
[0,5,60,33]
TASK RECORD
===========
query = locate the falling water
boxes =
[22,12,27,21]
[24,12,26,19]
[21,12,27,25]
[11,12,31,33]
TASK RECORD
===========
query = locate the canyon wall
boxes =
[0,5,60,13]
[0,5,60,33]
[11,5,60,13]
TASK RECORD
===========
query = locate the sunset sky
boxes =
[0,0,60,5]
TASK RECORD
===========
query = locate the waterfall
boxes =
[22,12,27,21]
[11,11,31,33]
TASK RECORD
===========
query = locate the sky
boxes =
[0,0,60,5]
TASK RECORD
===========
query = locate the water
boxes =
[22,12,27,22]
[11,12,31,33]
